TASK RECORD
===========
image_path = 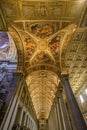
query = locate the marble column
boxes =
[57,97,64,130]
[55,101,60,130]
[62,74,87,130]
[23,112,27,126]
[49,111,54,130]
[48,114,51,130]
[26,115,29,128]
[29,118,32,130]
[0,73,23,130]
[19,108,24,125]
[54,103,59,130]
[28,117,30,129]
[60,93,71,130]
[52,105,57,130]
[25,114,28,127]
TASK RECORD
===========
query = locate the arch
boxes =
[8,26,25,72]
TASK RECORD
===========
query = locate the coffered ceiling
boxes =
[65,27,87,94]
[26,70,59,119]
[0,0,87,120]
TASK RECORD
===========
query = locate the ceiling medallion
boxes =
[38,39,48,51]
[40,71,47,77]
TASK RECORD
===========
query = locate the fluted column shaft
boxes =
[19,108,24,125]
[59,93,71,130]
[55,103,60,130]
[52,105,57,130]
[57,98,64,130]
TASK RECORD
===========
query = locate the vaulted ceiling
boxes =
[0,0,87,120]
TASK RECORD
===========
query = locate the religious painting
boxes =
[32,52,52,64]
[30,23,55,38]
[24,37,36,59]
[49,35,60,55]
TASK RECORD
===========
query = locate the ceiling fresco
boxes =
[13,22,76,69]
[0,0,86,121]
[30,23,55,38]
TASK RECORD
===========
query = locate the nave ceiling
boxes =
[0,0,87,120]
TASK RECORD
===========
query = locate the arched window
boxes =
[0,32,17,61]
[84,88,87,95]
[79,94,84,103]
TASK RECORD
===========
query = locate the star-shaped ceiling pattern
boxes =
[12,23,76,69]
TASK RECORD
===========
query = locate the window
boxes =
[84,88,87,95]
[79,94,84,103]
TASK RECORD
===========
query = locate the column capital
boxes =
[57,90,63,98]
[56,81,63,98]
[61,73,69,81]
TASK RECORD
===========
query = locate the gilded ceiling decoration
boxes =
[12,22,76,70]
[26,70,59,119]
[65,28,87,94]
[0,0,86,120]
